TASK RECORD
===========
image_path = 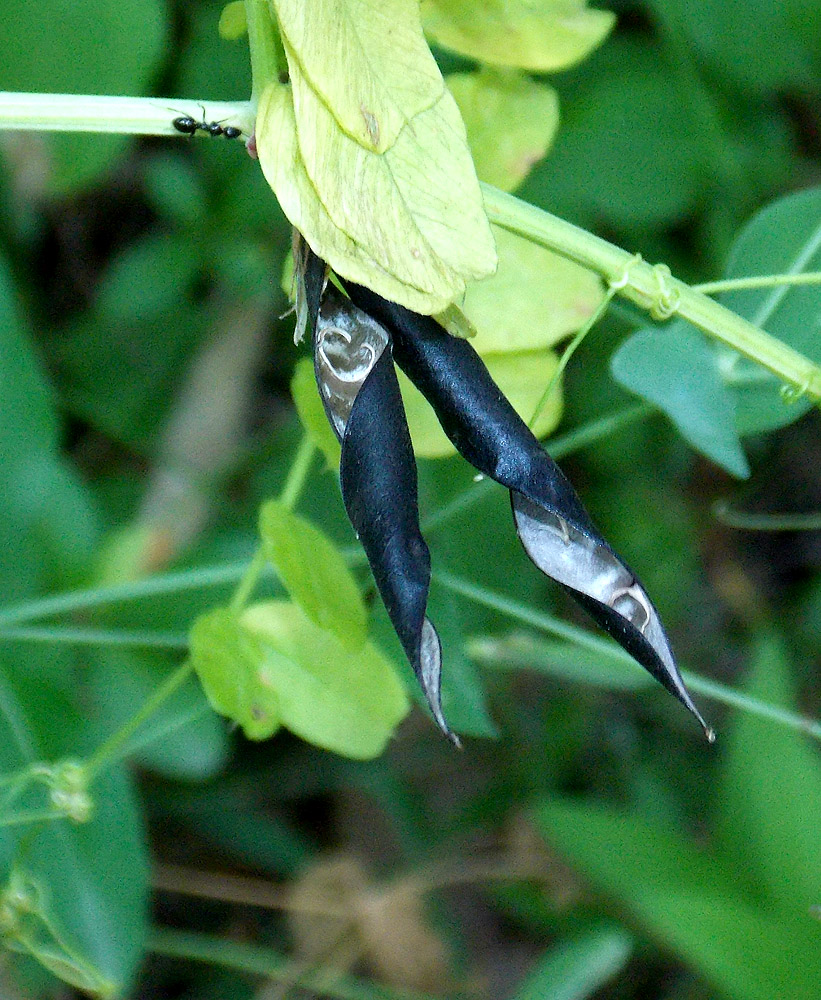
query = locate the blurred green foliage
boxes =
[0,1,820,999]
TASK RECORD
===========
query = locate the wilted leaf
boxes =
[400,348,562,457]
[290,856,450,991]
[257,82,483,314]
[422,0,615,72]
[287,60,496,302]
[259,499,368,650]
[241,601,409,758]
[464,226,604,354]
[448,69,559,192]
[272,0,443,152]
[611,325,750,478]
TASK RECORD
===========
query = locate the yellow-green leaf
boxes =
[422,0,615,72]
[401,348,563,457]
[291,357,341,468]
[271,0,443,152]
[257,82,467,314]
[464,226,604,354]
[190,607,281,740]
[241,601,409,758]
[448,69,559,192]
[218,1,247,40]
[259,499,367,650]
[287,58,497,303]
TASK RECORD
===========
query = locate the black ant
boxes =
[172,108,242,140]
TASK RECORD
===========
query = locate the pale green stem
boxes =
[84,661,195,778]
[713,501,821,532]
[229,548,268,613]
[0,92,253,137]
[245,0,283,106]
[229,436,315,613]
[0,625,188,650]
[279,436,316,511]
[0,561,254,628]
[482,185,821,403]
[433,571,821,743]
[695,272,821,295]
[0,809,65,829]
[528,284,615,429]
[149,927,440,1000]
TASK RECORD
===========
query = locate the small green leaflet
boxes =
[447,68,559,192]
[611,324,750,478]
[190,603,409,758]
[190,607,279,741]
[259,499,367,651]
[611,187,821,472]
[422,0,615,72]
[465,226,604,355]
[716,187,821,435]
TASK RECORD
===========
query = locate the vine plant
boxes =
[0,0,820,996]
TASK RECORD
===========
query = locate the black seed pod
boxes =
[310,284,456,742]
[340,280,711,739]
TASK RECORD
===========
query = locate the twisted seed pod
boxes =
[311,283,456,742]
[340,280,711,739]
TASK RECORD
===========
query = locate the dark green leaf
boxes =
[715,632,821,913]
[0,660,148,997]
[657,0,821,93]
[717,187,821,434]
[538,799,821,1000]
[97,234,204,323]
[0,0,168,192]
[512,924,632,1000]
[88,649,229,783]
[521,39,708,230]
[610,324,749,477]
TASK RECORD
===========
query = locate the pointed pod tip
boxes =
[419,617,461,746]
[683,692,715,744]
[675,683,714,743]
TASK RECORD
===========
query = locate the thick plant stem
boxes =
[0,92,253,136]
[483,185,821,403]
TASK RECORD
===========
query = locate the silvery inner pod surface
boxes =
[310,282,456,741]
[340,281,711,738]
